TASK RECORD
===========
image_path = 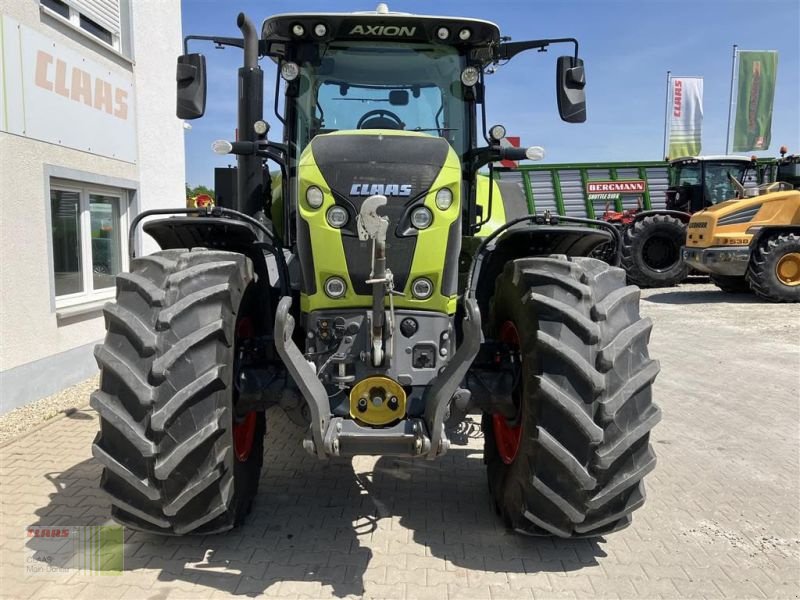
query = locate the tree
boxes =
[185,184,215,201]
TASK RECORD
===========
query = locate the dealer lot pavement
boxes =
[1,283,798,599]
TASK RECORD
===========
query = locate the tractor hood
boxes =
[296,130,462,314]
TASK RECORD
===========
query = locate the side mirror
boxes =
[176,53,207,119]
[556,56,586,123]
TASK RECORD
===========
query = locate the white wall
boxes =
[129,0,186,256]
[0,0,185,409]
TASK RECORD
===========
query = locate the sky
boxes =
[181,0,800,188]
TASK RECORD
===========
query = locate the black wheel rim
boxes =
[642,235,679,271]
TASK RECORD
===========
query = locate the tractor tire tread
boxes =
[746,232,800,302]
[620,215,687,288]
[92,248,262,536]
[484,255,659,537]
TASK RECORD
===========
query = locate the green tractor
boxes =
[92,5,659,538]
[619,155,760,288]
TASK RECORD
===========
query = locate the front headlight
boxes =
[326,206,349,228]
[435,188,453,210]
[324,277,347,298]
[411,278,433,299]
[410,207,433,229]
[306,185,324,209]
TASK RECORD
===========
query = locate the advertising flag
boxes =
[666,76,703,158]
[732,51,778,152]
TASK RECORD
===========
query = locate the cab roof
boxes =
[669,155,754,165]
[261,4,501,49]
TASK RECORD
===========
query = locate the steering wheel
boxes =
[356,109,405,130]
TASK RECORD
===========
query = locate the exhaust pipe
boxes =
[237,13,258,69]
[234,13,265,218]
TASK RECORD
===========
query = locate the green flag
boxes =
[732,51,778,152]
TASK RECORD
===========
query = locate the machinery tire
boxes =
[621,215,688,288]
[746,232,800,303]
[710,275,751,294]
[483,256,661,537]
[91,248,265,535]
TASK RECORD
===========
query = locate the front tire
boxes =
[483,256,661,537]
[621,215,688,288]
[91,249,264,535]
[746,233,800,303]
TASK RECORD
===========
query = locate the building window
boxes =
[50,181,127,306]
[41,0,70,19]
[79,14,113,46]
[40,0,129,58]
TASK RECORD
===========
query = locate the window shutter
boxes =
[65,0,121,35]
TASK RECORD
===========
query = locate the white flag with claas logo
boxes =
[667,76,703,158]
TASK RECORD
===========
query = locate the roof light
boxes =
[253,120,268,136]
[436,27,450,40]
[313,23,327,37]
[461,66,479,87]
[291,23,305,37]
[280,61,300,81]
[458,28,471,41]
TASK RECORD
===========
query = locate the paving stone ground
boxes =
[1,283,798,599]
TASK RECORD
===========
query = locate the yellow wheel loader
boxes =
[683,154,800,302]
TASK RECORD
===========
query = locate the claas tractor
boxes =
[618,155,761,288]
[683,153,800,302]
[91,4,660,538]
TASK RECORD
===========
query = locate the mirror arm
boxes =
[467,145,502,175]
[182,35,284,59]
[497,37,579,61]
[183,35,244,54]
[223,141,287,167]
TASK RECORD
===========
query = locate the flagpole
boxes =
[725,44,738,154]
[662,70,671,160]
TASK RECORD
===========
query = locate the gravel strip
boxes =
[0,375,98,446]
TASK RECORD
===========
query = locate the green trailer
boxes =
[496,157,776,287]
[495,160,671,218]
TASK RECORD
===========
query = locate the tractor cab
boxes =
[666,155,756,212]
[775,153,800,189]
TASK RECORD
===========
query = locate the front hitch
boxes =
[357,194,393,367]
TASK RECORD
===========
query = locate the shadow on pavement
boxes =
[644,289,765,305]
[27,410,606,597]
[367,417,607,573]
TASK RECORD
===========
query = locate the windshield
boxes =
[292,42,468,156]
[674,162,751,205]
[703,163,750,204]
[674,164,702,186]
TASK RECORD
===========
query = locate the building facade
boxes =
[0,0,185,412]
